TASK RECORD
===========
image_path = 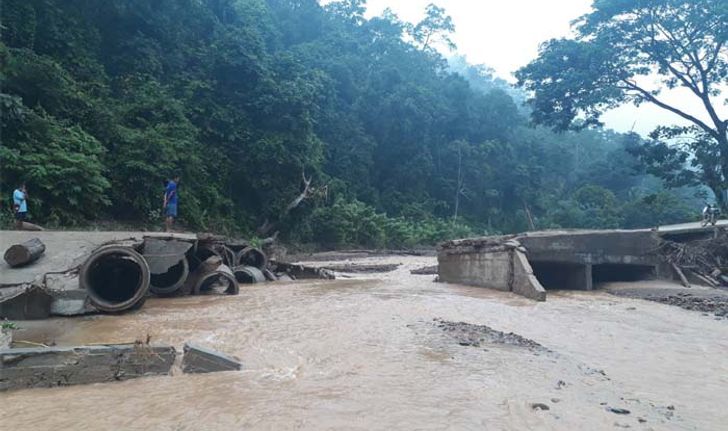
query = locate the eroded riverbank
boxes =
[3,255,728,430]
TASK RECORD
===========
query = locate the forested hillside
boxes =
[0,0,698,246]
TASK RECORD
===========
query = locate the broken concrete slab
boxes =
[1,231,197,286]
[511,250,547,301]
[322,263,400,273]
[0,343,176,391]
[49,289,97,316]
[42,272,97,316]
[0,284,52,320]
[0,331,11,349]
[270,260,335,280]
[182,342,242,374]
[141,237,194,274]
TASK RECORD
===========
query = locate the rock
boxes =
[182,342,242,374]
[531,403,550,411]
[607,407,631,415]
[0,344,176,391]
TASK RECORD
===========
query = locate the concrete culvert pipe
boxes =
[193,264,239,295]
[192,245,222,270]
[150,258,190,296]
[233,266,267,284]
[79,246,150,313]
[221,246,236,268]
[236,247,267,269]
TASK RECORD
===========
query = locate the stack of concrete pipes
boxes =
[79,237,274,313]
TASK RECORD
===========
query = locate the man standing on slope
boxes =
[163,175,180,232]
[13,183,28,230]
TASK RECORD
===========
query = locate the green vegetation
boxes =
[0,0,709,247]
[517,0,727,208]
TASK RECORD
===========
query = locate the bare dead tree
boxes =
[257,170,327,239]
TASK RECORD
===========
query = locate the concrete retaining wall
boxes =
[0,344,175,391]
[438,244,546,301]
[438,250,512,293]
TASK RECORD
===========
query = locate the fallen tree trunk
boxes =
[671,263,691,288]
[79,246,150,313]
[4,238,46,268]
[17,221,44,231]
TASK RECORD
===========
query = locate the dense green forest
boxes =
[0,0,704,247]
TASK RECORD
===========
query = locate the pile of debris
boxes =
[1,234,335,319]
[659,230,728,288]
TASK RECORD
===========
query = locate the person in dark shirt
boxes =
[163,175,180,232]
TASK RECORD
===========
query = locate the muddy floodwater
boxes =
[4,256,728,430]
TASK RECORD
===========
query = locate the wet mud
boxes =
[433,318,547,351]
[605,281,728,318]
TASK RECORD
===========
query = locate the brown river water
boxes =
[3,256,727,430]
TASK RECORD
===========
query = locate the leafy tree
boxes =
[410,3,457,52]
[517,0,727,205]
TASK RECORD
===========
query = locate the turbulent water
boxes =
[4,256,728,430]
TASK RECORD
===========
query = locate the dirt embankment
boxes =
[604,281,728,319]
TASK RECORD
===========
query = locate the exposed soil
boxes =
[410,265,438,275]
[321,263,400,273]
[604,281,728,319]
[433,318,548,351]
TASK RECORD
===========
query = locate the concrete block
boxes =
[512,251,547,301]
[182,343,242,374]
[49,289,98,316]
[0,331,11,349]
[0,344,175,391]
[44,273,98,316]
[0,284,52,320]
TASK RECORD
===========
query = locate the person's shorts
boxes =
[14,211,27,221]
[165,203,178,218]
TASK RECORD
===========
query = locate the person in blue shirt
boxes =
[163,175,180,232]
[13,182,28,230]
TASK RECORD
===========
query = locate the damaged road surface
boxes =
[1,239,727,430]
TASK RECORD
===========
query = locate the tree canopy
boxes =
[0,0,701,246]
[517,0,727,206]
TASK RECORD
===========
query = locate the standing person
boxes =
[163,175,180,232]
[13,183,28,230]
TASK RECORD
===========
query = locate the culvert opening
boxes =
[87,254,144,302]
[150,258,189,296]
[531,261,586,290]
[592,264,655,284]
[236,247,267,269]
[532,261,656,290]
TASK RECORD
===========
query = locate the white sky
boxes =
[362,0,723,136]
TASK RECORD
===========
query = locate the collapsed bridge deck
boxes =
[437,223,724,301]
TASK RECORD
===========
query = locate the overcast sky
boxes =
[362,0,720,136]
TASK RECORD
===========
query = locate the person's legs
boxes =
[14,212,26,230]
[164,203,177,232]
